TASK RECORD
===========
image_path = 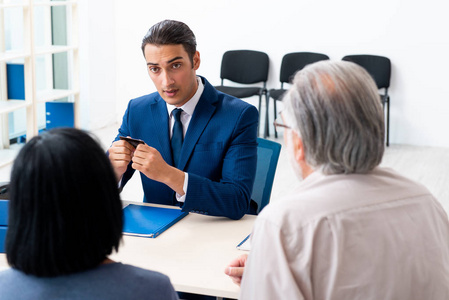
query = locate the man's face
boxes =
[285,129,304,181]
[144,44,200,107]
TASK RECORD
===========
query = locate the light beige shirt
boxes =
[240,167,449,300]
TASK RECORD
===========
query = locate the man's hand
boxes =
[224,253,248,286]
[132,144,185,195]
[108,140,135,182]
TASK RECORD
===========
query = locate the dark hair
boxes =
[6,128,123,277]
[141,19,197,66]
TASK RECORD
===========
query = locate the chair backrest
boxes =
[280,52,330,83]
[0,182,9,200]
[342,54,391,89]
[251,138,282,214]
[220,50,269,84]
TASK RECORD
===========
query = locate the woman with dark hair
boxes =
[0,128,178,300]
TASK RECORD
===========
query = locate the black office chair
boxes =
[342,54,391,146]
[215,50,270,138]
[0,182,9,200]
[268,52,329,138]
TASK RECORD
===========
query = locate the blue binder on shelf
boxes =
[123,204,188,238]
[46,102,74,129]
[6,63,25,100]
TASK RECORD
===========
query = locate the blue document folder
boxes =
[123,204,188,238]
[0,200,8,226]
[0,226,6,253]
[237,234,251,251]
[0,200,8,253]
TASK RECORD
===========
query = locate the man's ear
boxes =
[193,51,200,70]
[291,130,315,178]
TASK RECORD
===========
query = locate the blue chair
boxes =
[251,138,282,214]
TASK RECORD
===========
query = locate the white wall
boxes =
[83,0,449,147]
[78,0,117,131]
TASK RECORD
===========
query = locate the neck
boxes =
[101,258,115,265]
[300,162,315,179]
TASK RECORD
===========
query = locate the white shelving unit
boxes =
[0,0,79,167]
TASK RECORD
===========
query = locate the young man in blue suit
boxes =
[108,20,258,220]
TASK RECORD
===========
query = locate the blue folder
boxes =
[123,204,188,238]
[0,200,8,253]
[0,226,6,253]
[0,200,8,226]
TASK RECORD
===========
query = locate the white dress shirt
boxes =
[240,167,449,300]
[166,77,204,202]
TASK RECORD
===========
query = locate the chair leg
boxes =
[386,98,390,147]
[256,95,262,138]
[274,99,277,138]
[264,92,270,138]
[260,94,265,138]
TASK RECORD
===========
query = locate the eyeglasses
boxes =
[273,117,291,133]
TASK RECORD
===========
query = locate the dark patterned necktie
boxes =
[171,108,183,167]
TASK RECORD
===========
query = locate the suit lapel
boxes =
[150,98,173,165]
[178,78,217,170]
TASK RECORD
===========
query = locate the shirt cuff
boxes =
[175,172,188,203]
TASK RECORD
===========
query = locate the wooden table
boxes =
[0,201,255,299]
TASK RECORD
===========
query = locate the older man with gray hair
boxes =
[225,60,449,299]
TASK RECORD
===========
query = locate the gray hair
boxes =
[282,60,385,174]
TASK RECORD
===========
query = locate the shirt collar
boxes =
[167,77,204,117]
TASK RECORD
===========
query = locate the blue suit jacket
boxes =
[114,76,258,220]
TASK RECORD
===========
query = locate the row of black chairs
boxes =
[214,51,391,146]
